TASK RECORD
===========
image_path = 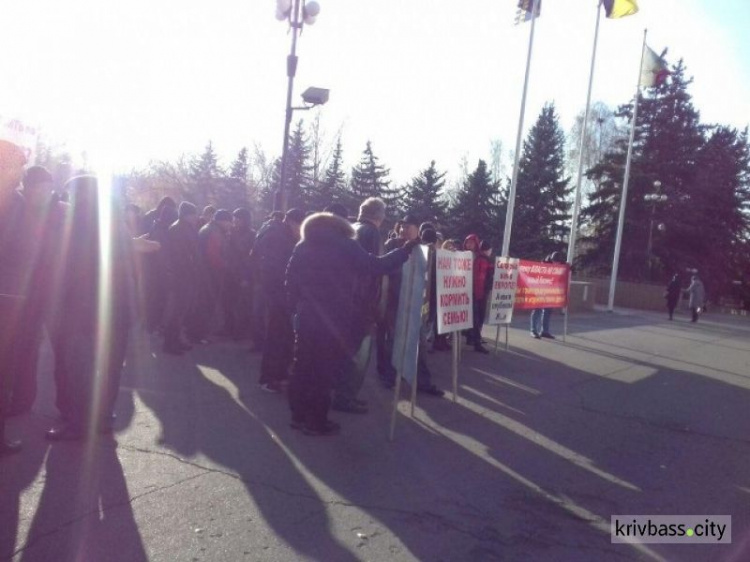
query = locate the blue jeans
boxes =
[530,308,551,335]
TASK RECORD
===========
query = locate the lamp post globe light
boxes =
[274,0,325,212]
[644,180,668,280]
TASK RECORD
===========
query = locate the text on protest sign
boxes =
[436,249,473,334]
[515,259,570,310]
[0,116,39,164]
[487,257,519,325]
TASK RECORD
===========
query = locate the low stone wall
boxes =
[568,281,597,312]
[575,277,668,312]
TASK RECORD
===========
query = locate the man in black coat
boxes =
[0,140,31,455]
[380,213,443,397]
[163,202,201,354]
[252,208,305,392]
[286,212,417,435]
[332,197,386,413]
[221,207,256,339]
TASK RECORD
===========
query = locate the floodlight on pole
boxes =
[274,0,322,212]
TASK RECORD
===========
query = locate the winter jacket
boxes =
[227,227,256,283]
[199,221,229,273]
[473,253,494,299]
[252,219,298,299]
[352,218,384,323]
[665,277,681,305]
[687,278,706,309]
[0,190,30,298]
[165,219,200,282]
[287,213,410,347]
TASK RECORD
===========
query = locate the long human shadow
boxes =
[129,333,361,561]
[442,338,750,562]
[17,440,147,562]
[0,332,144,562]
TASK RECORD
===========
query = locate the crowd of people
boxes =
[1,140,505,450]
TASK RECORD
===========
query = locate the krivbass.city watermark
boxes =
[611,515,732,544]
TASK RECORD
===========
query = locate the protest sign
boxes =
[391,245,429,386]
[487,257,519,325]
[0,115,39,164]
[389,244,430,441]
[515,259,570,310]
[435,249,473,334]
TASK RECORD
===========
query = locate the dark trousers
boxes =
[667,298,678,320]
[1,297,23,440]
[144,259,169,332]
[61,320,130,433]
[222,277,252,338]
[259,299,294,385]
[691,307,699,322]
[251,283,267,349]
[376,311,397,381]
[472,296,487,346]
[164,282,196,348]
[186,272,221,341]
[289,324,346,428]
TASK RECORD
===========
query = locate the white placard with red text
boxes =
[487,257,519,325]
[436,249,473,334]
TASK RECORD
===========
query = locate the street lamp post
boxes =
[275,0,321,212]
[644,180,667,281]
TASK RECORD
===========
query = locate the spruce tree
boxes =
[401,160,448,226]
[219,147,251,211]
[349,141,402,214]
[310,136,349,212]
[682,126,750,295]
[509,103,572,260]
[582,60,706,280]
[188,141,223,208]
[448,159,502,247]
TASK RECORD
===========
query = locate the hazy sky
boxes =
[2,0,749,185]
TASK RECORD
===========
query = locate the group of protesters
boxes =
[1,140,503,451]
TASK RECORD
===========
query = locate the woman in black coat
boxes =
[665,274,681,321]
[286,212,416,435]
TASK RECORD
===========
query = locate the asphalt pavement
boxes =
[1,307,749,562]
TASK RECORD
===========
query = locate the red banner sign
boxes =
[514,260,570,309]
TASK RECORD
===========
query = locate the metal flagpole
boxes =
[564,1,603,344]
[501,0,539,258]
[567,0,603,266]
[608,29,648,312]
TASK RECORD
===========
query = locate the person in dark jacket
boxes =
[142,196,176,237]
[380,213,443,396]
[162,202,201,354]
[0,140,31,455]
[221,207,256,339]
[252,208,305,392]
[471,240,494,354]
[462,234,481,346]
[46,175,135,441]
[286,212,417,435]
[8,166,70,416]
[665,274,681,321]
[144,204,178,333]
[186,209,232,342]
[332,197,385,413]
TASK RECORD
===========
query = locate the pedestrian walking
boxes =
[665,273,681,321]
[687,273,706,323]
